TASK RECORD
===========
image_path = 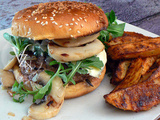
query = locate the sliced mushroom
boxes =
[3,57,17,70]
[37,71,51,85]
[48,39,104,62]
[53,32,100,47]
[13,65,32,91]
[28,76,65,119]
[0,69,15,87]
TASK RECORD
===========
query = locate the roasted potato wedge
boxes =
[155,57,160,66]
[115,60,131,80]
[112,58,143,92]
[110,60,131,84]
[107,37,160,60]
[123,31,152,39]
[139,68,157,83]
[110,75,121,85]
[107,36,147,46]
[141,56,157,75]
[108,31,152,46]
[104,75,160,111]
[104,66,160,112]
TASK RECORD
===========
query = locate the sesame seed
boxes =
[42,23,46,26]
[24,19,28,21]
[72,18,75,21]
[77,30,80,33]
[68,28,72,31]
[53,14,55,16]
[81,24,84,28]
[77,18,80,21]
[65,24,69,26]
[50,17,54,20]
[45,21,48,24]
[55,22,58,25]
[34,17,37,20]
[59,25,63,28]
[41,21,44,24]
[96,20,99,24]
[52,21,58,25]
[36,21,40,23]
[27,28,31,34]
[43,17,47,19]
[70,23,73,25]
[84,19,87,22]
[75,22,78,25]
[79,17,82,20]
[71,35,73,37]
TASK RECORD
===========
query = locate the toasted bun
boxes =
[64,66,106,99]
[11,1,108,40]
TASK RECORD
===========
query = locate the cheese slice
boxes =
[87,49,107,78]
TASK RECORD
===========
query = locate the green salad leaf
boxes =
[98,10,125,50]
[12,81,38,103]
[3,33,30,55]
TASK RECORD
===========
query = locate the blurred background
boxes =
[0,0,160,35]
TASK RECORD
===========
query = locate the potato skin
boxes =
[104,66,160,111]
[107,37,160,60]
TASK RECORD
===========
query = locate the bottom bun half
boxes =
[64,66,106,99]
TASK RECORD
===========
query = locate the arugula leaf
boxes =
[45,56,103,86]
[107,23,125,38]
[10,51,16,55]
[33,62,62,102]
[3,33,30,55]
[45,70,55,77]
[98,10,125,50]
[80,56,103,69]
[12,81,38,103]
[106,10,117,25]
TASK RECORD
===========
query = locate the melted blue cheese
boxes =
[87,49,107,78]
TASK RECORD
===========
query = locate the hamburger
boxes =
[2,1,108,119]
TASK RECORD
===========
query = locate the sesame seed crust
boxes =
[11,1,108,40]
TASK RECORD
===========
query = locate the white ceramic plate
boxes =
[0,20,159,120]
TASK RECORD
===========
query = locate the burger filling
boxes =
[3,32,107,99]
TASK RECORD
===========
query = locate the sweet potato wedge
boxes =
[115,60,131,80]
[110,60,131,84]
[123,31,152,39]
[139,68,157,83]
[107,37,160,60]
[108,36,149,46]
[108,31,152,46]
[141,56,157,75]
[112,58,143,92]
[104,66,160,112]
[104,76,160,111]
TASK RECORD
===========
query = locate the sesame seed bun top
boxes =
[11,1,108,40]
